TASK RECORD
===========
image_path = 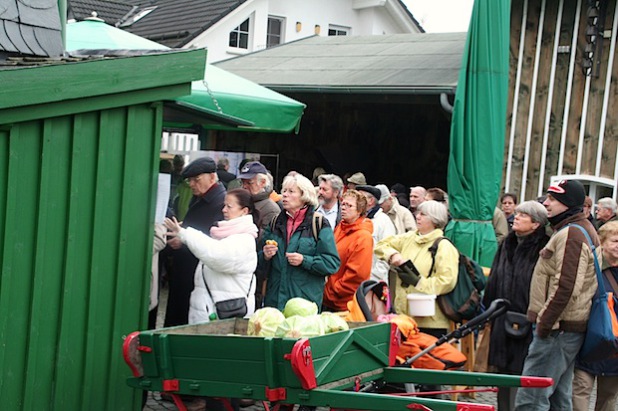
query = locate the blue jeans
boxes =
[514,330,585,411]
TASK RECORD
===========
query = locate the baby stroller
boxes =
[346,280,467,371]
[345,280,509,398]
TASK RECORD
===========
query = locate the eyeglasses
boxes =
[241,179,257,187]
[185,175,202,184]
[340,202,356,209]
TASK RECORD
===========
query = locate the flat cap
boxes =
[356,185,382,203]
[181,157,216,179]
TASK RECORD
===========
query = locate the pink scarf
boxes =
[209,214,258,240]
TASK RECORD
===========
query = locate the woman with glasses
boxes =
[483,200,549,411]
[164,188,259,324]
[260,173,340,311]
[322,190,374,312]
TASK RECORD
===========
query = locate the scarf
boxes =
[548,206,583,227]
[209,214,258,240]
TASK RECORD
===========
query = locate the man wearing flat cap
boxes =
[515,180,599,411]
[164,156,226,327]
[356,185,396,284]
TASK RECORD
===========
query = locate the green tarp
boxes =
[66,19,305,133]
[445,0,511,267]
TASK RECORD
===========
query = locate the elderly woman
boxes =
[483,200,550,411]
[260,173,340,310]
[322,190,374,312]
[375,200,459,334]
[164,188,259,324]
[572,220,618,411]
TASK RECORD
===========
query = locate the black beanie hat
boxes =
[547,180,586,208]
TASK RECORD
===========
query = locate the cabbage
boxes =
[275,315,325,339]
[247,307,286,337]
[320,312,349,334]
[283,298,318,318]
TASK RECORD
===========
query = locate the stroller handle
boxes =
[403,299,510,367]
[448,298,510,341]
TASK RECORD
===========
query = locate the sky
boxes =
[402,0,474,33]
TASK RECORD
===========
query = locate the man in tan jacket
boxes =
[514,180,599,411]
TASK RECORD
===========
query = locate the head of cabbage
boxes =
[247,307,285,337]
[275,315,325,339]
[283,298,318,318]
[320,312,349,334]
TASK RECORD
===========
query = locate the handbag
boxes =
[503,310,531,339]
[215,297,247,319]
[202,269,254,320]
[568,224,618,362]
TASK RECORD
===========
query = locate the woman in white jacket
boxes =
[165,188,258,324]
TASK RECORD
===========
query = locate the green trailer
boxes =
[123,318,551,411]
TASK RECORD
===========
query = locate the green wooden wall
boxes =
[0,103,162,410]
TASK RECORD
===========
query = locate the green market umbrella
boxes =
[66,18,305,133]
[444,0,511,267]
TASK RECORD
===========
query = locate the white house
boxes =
[186,0,424,62]
[68,0,423,64]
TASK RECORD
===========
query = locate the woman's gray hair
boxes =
[515,200,548,225]
[282,173,319,207]
[417,200,449,229]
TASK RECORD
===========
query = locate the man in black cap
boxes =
[164,156,226,327]
[238,161,281,308]
[515,179,599,411]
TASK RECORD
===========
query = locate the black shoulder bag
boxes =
[202,269,253,319]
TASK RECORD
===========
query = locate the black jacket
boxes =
[483,226,549,373]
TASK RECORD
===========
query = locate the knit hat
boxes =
[356,185,381,203]
[347,172,366,185]
[375,184,391,204]
[181,156,216,178]
[547,179,586,208]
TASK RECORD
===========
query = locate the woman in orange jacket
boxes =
[322,189,374,311]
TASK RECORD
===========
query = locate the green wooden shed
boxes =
[0,48,206,411]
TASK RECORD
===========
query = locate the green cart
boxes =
[123,315,551,411]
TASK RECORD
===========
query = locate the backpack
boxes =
[428,237,486,323]
[270,211,324,242]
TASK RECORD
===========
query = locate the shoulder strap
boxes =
[428,237,445,277]
[312,212,324,242]
[604,268,618,294]
[565,224,605,293]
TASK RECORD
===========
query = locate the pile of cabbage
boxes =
[247,297,349,338]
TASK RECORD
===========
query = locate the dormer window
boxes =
[229,18,250,49]
[118,6,157,27]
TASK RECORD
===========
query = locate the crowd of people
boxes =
[151,156,617,411]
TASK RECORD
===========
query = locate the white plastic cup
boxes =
[406,293,436,317]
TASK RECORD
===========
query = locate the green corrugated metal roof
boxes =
[216,33,466,94]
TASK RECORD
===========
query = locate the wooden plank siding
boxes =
[504,0,618,200]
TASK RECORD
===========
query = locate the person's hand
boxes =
[167,235,183,250]
[389,253,405,267]
[164,217,182,235]
[286,252,304,266]
[263,241,278,261]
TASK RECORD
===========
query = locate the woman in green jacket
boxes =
[260,173,340,310]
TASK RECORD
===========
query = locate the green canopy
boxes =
[66,19,305,133]
[445,0,511,267]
